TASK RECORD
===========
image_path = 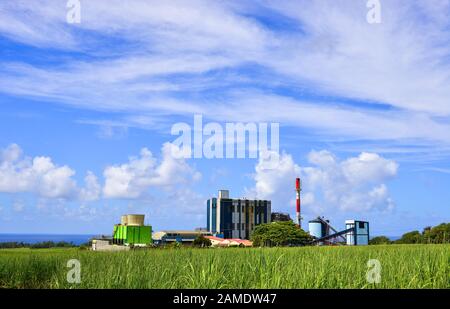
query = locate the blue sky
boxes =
[0,0,449,236]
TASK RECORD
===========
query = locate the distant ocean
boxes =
[0,234,96,245]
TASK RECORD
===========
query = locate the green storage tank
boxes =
[113,225,152,245]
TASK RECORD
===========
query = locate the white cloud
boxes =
[249,149,398,215]
[34,157,78,198]
[308,150,337,167]
[302,150,398,213]
[0,144,78,198]
[248,150,299,202]
[0,142,201,202]
[341,152,399,185]
[79,171,101,201]
[338,184,395,212]
[103,148,156,199]
[0,144,101,201]
[1,143,22,162]
[103,143,201,199]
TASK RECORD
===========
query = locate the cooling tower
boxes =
[126,214,145,226]
[121,215,128,225]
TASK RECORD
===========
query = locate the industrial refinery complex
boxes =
[92,178,369,250]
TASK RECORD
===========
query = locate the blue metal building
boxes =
[345,220,370,245]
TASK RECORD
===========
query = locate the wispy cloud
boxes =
[415,167,450,174]
[0,0,449,157]
[263,0,450,115]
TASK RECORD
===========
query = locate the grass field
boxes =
[0,245,448,289]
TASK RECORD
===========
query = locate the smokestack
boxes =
[295,177,301,228]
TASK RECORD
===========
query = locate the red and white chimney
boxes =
[295,178,301,228]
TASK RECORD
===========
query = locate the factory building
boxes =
[345,220,369,245]
[152,230,212,245]
[206,190,271,239]
[113,214,152,246]
[308,216,370,246]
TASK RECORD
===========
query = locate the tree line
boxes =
[370,223,450,245]
[0,241,80,249]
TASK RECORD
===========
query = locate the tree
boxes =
[369,236,391,245]
[428,223,450,244]
[422,226,432,244]
[395,231,422,244]
[389,223,449,245]
[251,221,312,247]
[192,235,212,248]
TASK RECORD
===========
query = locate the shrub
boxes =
[369,236,391,245]
[192,235,212,248]
[251,221,312,247]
